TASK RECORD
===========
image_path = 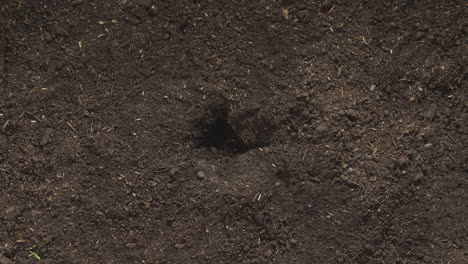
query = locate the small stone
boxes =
[297,10,308,20]
[40,128,53,147]
[127,16,141,25]
[345,109,359,121]
[321,0,333,11]
[54,27,70,37]
[87,166,97,174]
[301,14,312,23]
[264,249,273,257]
[169,168,178,176]
[126,243,137,249]
[3,206,20,220]
[71,0,84,7]
[138,0,152,8]
[86,104,96,111]
[370,84,376,91]
[423,143,433,148]
[162,33,170,40]
[296,92,308,99]
[31,156,41,163]
[197,171,205,180]
[148,5,158,16]
[290,239,298,245]
[55,62,65,71]
[38,184,48,191]
[0,134,6,144]
[424,109,435,120]
[315,123,328,133]
[415,31,425,40]
[243,244,250,252]
[364,243,375,252]
[413,173,424,182]
[282,9,289,20]
[44,34,53,43]
[31,210,42,215]
[395,156,409,168]
[254,213,264,225]
[423,256,431,263]
[454,239,463,249]
[196,160,208,169]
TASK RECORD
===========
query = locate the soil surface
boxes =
[0,0,466,263]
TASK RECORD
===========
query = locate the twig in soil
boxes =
[446,132,458,145]
[67,122,77,132]
[390,136,399,149]
[2,119,9,130]
[19,111,41,122]
[139,168,149,178]
[155,167,170,173]
[381,46,393,54]
[302,145,309,160]
[252,193,262,203]
[362,36,371,49]
[310,177,321,183]
[448,153,459,164]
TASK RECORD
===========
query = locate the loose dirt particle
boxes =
[40,128,53,147]
[396,156,409,168]
[423,143,433,148]
[0,254,13,264]
[197,171,206,180]
[315,123,329,133]
[71,0,84,7]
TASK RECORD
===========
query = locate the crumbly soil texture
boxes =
[0,0,466,263]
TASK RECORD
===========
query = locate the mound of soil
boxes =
[0,0,466,263]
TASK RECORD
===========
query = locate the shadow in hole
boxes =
[198,117,249,154]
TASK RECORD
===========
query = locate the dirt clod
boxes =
[71,0,84,7]
[197,171,206,180]
[138,0,152,8]
[413,173,424,183]
[321,0,333,11]
[126,16,141,25]
[254,213,265,225]
[0,254,13,264]
[315,123,329,133]
[415,31,425,40]
[396,156,409,168]
[40,128,53,147]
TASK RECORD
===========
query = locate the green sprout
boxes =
[29,251,41,260]
[28,243,45,260]
[32,243,46,248]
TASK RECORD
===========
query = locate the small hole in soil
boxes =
[198,117,249,154]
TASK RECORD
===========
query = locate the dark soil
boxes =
[1,0,466,263]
